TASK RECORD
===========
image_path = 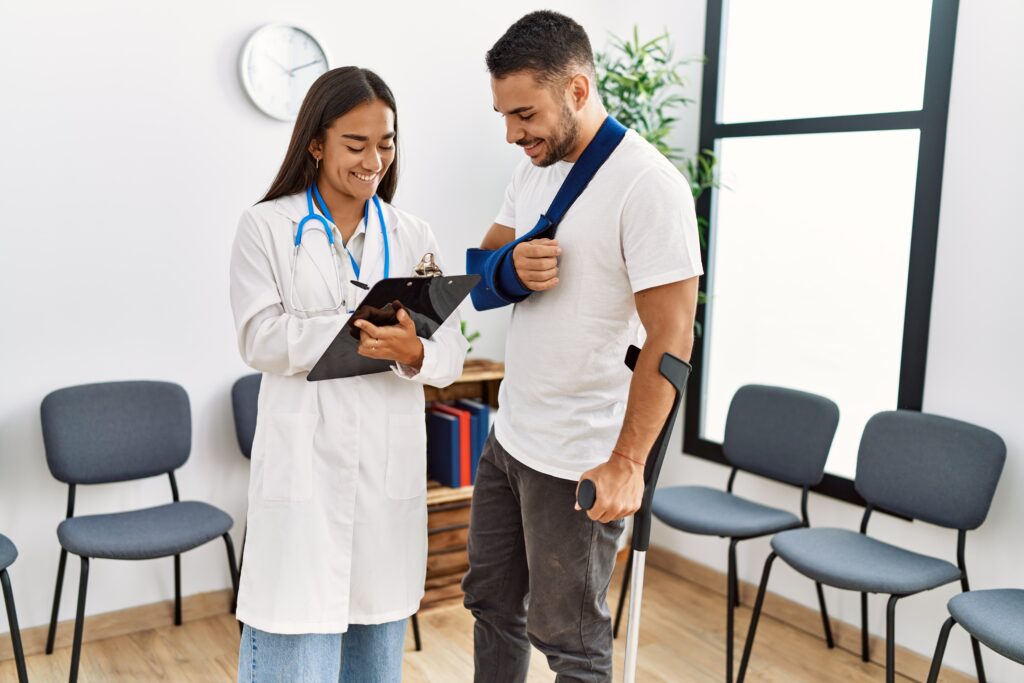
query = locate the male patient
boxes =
[461,11,703,683]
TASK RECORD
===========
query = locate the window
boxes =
[685,0,959,503]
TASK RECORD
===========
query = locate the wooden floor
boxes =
[4,564,944,682]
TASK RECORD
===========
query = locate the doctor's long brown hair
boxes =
[261,67,400,204]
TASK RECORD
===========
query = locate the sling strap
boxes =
[466,116,628,311]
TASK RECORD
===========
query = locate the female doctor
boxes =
[229,67,467,682]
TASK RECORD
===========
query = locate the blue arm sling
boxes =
[466,116,628,311]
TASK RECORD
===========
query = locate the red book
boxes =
[431,404,471,487]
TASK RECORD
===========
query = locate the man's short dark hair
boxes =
[486,11,595,85]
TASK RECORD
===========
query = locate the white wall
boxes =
[652,1,1024,681]
[0,0,702,635]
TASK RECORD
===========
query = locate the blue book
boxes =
[456,399,491,482]
[426,411,460,487]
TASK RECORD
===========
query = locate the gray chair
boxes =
[230,373,260,461]
[229,373,259,619]
[737,410,1006,683]
[639,385,839,683]
[1,534,28,683]
[40,381,239,683]
[926,589,1024,681]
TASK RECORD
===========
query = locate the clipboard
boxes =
[307,274,481,381]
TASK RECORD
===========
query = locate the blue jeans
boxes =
[237,620,407,683]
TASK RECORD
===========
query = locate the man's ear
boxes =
[567,73,591,111]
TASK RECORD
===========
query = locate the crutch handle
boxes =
[574,346,691,552]
[577,479,597,510]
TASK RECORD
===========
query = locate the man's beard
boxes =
[537,101,580,167]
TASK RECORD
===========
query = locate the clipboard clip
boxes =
[414,252,443,277]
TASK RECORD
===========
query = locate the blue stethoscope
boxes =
[290,184,390,313]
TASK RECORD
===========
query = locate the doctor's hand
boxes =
[574,453,645,524]
[512,238,561,291]
[353,308,425,370]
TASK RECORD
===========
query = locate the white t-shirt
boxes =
[492,129,704,480]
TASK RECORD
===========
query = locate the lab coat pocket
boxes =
[261,413,317,501]
[385,413,427,500]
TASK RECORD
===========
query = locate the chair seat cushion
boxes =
[948,589,1024,664]
[771,528,962,595]
[0,534,17,571]
[57,501,233,560]
[652,486,801,538]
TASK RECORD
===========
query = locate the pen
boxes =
[350,280,369,290]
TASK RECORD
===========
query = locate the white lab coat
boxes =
[229,191,468,634]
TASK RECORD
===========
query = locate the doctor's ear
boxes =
[307,138,324,159]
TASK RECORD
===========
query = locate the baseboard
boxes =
[645,545,974,683]
[0,588,233,662]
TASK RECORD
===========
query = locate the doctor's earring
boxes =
[315,156,320,170]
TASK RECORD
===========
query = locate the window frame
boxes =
[684,0,960,506]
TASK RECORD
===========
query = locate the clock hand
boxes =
[265,54,293,77]
[290,57,324,73]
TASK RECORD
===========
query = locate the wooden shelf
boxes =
[424,358,504,408]
[420,359,502,612]
[456,358,505,382]
[423,482,473,610]
[426,482,473,507]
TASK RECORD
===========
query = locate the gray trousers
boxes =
[462,431,624,683]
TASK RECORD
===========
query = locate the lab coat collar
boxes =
[273,191,393,290]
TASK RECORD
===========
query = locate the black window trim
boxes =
[684,0,961,508]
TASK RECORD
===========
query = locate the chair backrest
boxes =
[722,385,839,487]
[41,381,191,485]
[231,373,261,459]
[855,410,1006,530]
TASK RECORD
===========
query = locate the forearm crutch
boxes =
[577,345,691,683]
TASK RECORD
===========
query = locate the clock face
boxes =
[240,24,330,121]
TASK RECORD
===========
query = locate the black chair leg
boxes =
[814,582,834,648]
[969,633,988,683]
[860,591,870,662]
[885,594,900,683]
[232,525,246,615]
[223,534,240,603]
[726,539,739,683]
[222,532,241,634]
[69,557,89,683]
[736,552,776,683]
[926,617,957,683]
[411,613,422,651]
[728,539,740,609]
[960,571,987,682]
[174,554,182,626]
[46,547,69,654]
[1,569,28,683]
[613,548,633,639]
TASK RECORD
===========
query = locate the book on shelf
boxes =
[426,400,492,488]
[426,410,460,488]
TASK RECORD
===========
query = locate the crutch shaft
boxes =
[623,550,646,683]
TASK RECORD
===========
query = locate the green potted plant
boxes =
[461,319,481,355]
